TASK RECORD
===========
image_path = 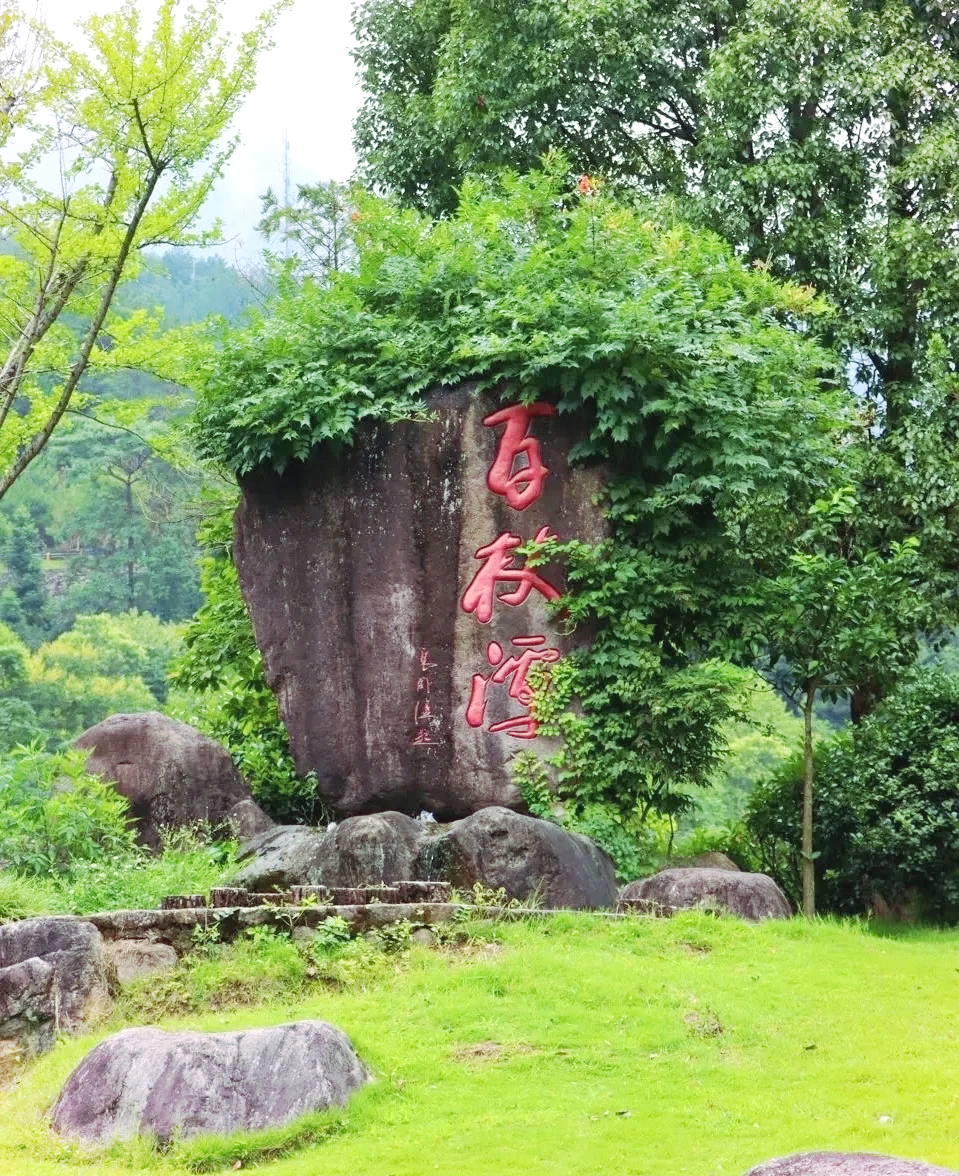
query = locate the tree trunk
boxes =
[125,475,136,611]
[801,681,818,918]
[850,680,880,725]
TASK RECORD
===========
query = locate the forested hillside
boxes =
[0,251,256,753]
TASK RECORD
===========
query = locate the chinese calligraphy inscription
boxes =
[458,402,563,741]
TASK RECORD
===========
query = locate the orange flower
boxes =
[577,175,594,194]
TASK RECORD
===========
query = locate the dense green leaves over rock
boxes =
[193,172,842,825]
[193,169,839,482]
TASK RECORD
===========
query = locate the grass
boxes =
[2,912,959,1175]
[0,834,237,920]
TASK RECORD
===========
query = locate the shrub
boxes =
[742,670,959,920]
[0,744,135,877]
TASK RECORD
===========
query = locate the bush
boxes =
[742,670,959,920]
[0,744,135,877]
[565,805,657,884]
[35,611,184,703]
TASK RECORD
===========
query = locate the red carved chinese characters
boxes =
[483,402,556,510]
[412,648,439,746]
[459,400,564,740]
[460,526,561,625]
[466,636,561,739]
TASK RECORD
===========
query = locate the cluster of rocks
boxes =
[37,712,804,1150]
[229,805,619,910]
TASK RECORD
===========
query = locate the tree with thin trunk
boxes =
[742,487,932,917]
[0,0,289,501]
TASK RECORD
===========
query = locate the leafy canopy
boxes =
[0,0,289,498]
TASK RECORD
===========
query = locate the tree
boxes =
[258,180,356,282]
[351,3,959,685]
[738,486,935,915]
[0,0,289,500]
[3,504,49,645]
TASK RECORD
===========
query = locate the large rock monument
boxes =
[235,384,604,819]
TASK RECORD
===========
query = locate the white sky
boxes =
[37,0,362,263]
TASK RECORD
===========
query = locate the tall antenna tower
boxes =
[282,132,292,259]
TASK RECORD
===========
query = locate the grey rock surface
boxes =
[0,917,113,1056]
[235,383,605,819]
[231,824,331,890]
[321,812,426,887]
[51,1021,369,1144]
[690,852,740,871]
[620,868,791,921]
[422,806,618,910]
[226,799,275,840]
[744,1154,959,1175]
[233,807,617,909]
[104,941,177,986]
[74,712,261,850]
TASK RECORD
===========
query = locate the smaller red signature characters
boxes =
[465,635,561,739]
[460,526,561,624]
[483,402,556,510]
[412,648,439,746]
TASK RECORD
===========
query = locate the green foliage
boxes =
[352,0,959,423]
[739,487,934,707]
[168,520,324,824]
[689,674,809,828]
[0,0,290,497]
[36,420,204,626]
[258,179,356,281]
[564,804,657,884]
[62,828,236,916]
[309,914,352,953]
[35,611,183,704]
[193,170,841,825]
[743,671,959,922]
[0,744,135,877]
[21,647,155,749]
[193,167,836,479]
[0,872,65,921]
[3,506,50,646]
[118,250,258,329]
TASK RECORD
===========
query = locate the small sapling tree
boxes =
[744,486,933,916]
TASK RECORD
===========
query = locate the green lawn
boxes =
[3,913,959,1175]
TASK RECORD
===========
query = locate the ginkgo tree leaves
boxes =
[0,0,290,499]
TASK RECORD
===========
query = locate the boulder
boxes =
[320,812,426,887]
[231,824,331,891]
[51,1020,369,1144]
[619,868,791,921]
[226,799,275,841]
[690,852,740,871]
[74,712,267,850]
[104,942,177,986]
[744,1154,958,1175]
[420,806,618,909]
[0,917,113,1057]
[234,383,605,819]
[231,807,617,909]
